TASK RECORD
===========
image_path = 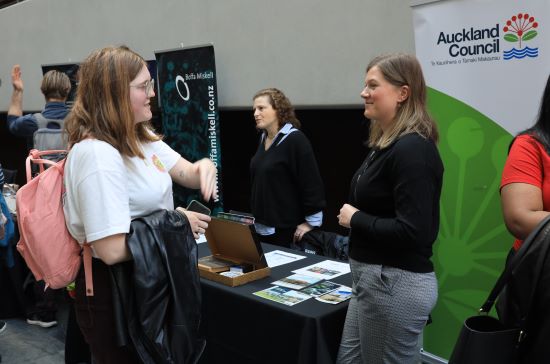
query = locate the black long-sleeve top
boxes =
[349,133,444,273]
[250,129,326,229]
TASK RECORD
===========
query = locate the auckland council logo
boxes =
[503,13,539,60]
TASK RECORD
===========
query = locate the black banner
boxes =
[155,45,223,213]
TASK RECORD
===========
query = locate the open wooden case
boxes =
[200,217,270,286]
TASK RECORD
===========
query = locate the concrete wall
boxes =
[0,0,414,111]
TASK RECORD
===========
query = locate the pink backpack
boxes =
[16,149,93,295]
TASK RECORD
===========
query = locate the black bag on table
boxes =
[449,214,550,364]
[294,228,349,260]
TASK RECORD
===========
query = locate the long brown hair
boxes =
[366,54,438,149]
[65,46,159,158]
[253,88,301,129]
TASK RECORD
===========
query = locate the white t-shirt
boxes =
[63,139,180,244]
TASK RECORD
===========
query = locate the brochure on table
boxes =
[254,283,351,306]
[264,250,306,267]
[292,260,350,280]
[301,281,342,297]
[270,274,321,290]
[253,286,312,306]
[315,286,352,305]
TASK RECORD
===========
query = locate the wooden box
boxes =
[200,217,270,287]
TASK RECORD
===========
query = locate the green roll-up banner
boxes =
[155,44,223,213]
[412,0,549,359]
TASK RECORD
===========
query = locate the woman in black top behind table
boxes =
[336,54,444,364]
[250,88,326,248]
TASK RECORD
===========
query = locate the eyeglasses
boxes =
[130,78,155,95]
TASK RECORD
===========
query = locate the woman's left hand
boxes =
[338,204,359,228]
[196,158,218,202]
[293,222,313,243]
[176,207,211,239]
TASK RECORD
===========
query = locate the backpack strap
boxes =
[83,243,94,296]
[33,113,64,129]
[480,213,550,313]
[25,149,67,181]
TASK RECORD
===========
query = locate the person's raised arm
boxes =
[8,65,24,117]
[501,183,550,240]
[169,157,218,202]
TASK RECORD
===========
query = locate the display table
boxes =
[198,243,351,364]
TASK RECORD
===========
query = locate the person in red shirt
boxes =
[501,75,550,249]
[500,73,550,362]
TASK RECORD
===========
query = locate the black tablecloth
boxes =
[198,243,351,364]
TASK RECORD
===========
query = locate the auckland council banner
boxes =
[155,44,223,213]
[413,0,549,359]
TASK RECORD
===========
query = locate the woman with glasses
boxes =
[63,46,216,363]
[250,88,326,247]
[336,54,443,364]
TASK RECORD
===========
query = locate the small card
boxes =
[292,260,350,280]
[315,285,352,304]
[300,281,341,297]
[253,286,311,306]
[220,271,244,278]
[270,274,322,290]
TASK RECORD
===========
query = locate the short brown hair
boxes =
[40,70,71,100]
[253,88,301,130]
[65,46,159,158]
[366,54,438,149]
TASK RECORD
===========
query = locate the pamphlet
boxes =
[264,250,306,268]
[253,286,311,306]
[292,260,351,280]
[300,281,342,297]
[315,285,352,304]
[270,274,321,290]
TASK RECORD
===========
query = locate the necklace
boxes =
[354,150,377,201]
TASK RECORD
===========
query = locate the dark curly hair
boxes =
[253,88,301,129]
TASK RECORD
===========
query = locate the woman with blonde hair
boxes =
[336,54,443,363]
[63,46,216,362]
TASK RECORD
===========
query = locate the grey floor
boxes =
[0,306,67,364]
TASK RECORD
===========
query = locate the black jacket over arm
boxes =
[110,209,204,364]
